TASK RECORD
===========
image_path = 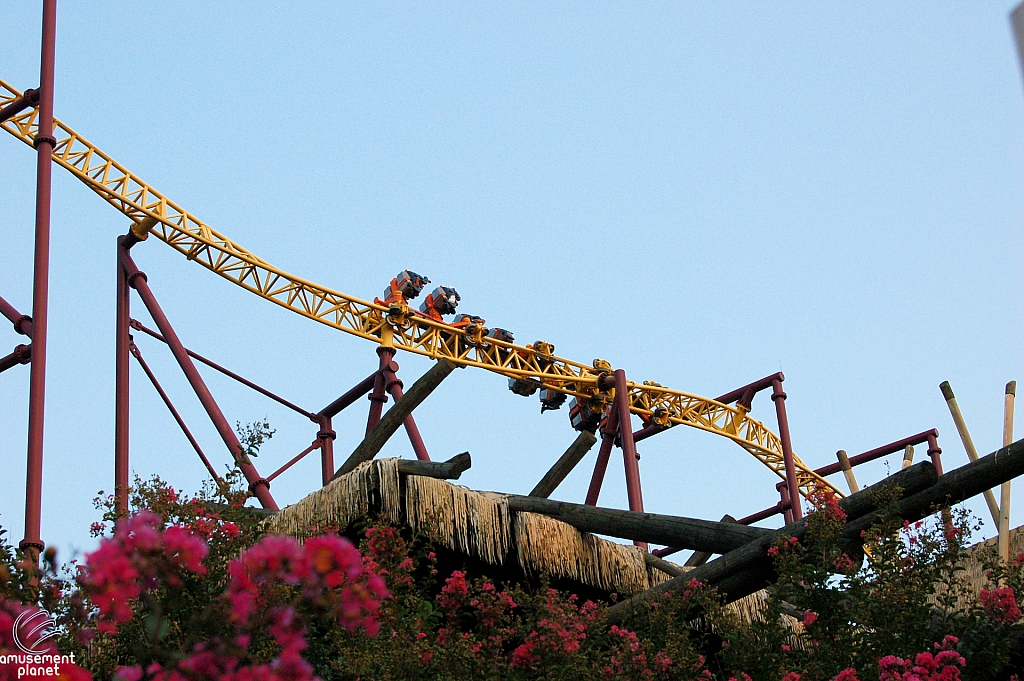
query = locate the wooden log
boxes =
[397,452,471,480]
[529,431,598,498]
[333,359,457,479]
[506,496,770,554]
[644,552,687,578]
[684,514,736,568]
[606,461,940,624]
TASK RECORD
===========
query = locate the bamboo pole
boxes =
[837,450,860,493]
[1001,381,1015,563]
[939,381,1001,526]
[902,444,915,470]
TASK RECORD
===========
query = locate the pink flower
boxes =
[511,640,539,668]
[438,570,469,613]
[802,611,817,627]
[878,636,964,681]
[831,669,859,681]
[979,587,1021,625]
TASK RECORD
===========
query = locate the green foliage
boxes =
[235,418,275,461]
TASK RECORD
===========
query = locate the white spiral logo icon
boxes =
[13,609,58,655]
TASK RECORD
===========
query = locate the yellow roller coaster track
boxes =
[0,78,839,499]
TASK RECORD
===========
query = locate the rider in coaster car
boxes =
[376,270,430,306]
[418,286,461,322]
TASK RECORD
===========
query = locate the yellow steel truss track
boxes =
[0,78,839,500]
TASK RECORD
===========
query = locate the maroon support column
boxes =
[365,347,394,433]
[926,433,943,476]
[771,377,803,520]
[779,482,794,524]
[615,369,646,548]
[585,404,618,506]
[318,416,335,487]
[21,0,58,558]
[119,249,278,510]
[615,371,644,513]
[382,365,431,461]
[114,240,131,515]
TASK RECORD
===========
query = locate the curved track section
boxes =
[0,79,839,499]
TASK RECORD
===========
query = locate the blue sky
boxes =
[1,3,1022,562]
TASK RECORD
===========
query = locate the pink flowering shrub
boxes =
[81,511,208,633]
[2,468,1023,681]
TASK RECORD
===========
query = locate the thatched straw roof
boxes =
[266,458,668,594]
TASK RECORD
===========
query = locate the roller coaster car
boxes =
[418,286,461,321]
[486,327,514,343]
[508,377,540,397]
[378,270,430,305]
[569,397,605,432]
[539,387,567,413]
[451,314,486,330]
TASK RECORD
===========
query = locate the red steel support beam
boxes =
[318,371,379,419]
[736,499,790,526]
[0,295,32,336]
[715,372,784,409]
[21,0,58,558]
[779,482,794,524]
[130,319,315,420]
[926,432,944,476]
[771,377,802,521]
[365,347,395,433]
[0,88,39,124]
[616,371,644,511]
[633,422,667,443]
[114,244,131,514]
[119,248,278,510]
[652,502,790,558]
[585,404,618,506]
[315,371,381,487]
[0,344,32,373]
[814,429,941,477]
[267,440,321,483]
[615,369,646,548]
[382,365,431,461]
[317,416,335,486]
[130,342,223,484]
